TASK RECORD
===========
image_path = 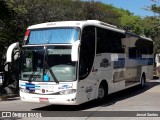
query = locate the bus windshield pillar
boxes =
[71,40,80,61]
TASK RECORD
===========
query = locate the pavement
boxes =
[0,79,160,120]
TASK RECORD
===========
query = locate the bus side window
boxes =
[129,47,138,58]
[129,38,153,59]
[96,27,125,54]
[79,26,95,80]
[110,32,125,53]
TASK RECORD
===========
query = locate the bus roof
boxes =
[28,20,125,33]
[27,20,152,41]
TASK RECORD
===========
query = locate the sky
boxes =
[93,0,155,17]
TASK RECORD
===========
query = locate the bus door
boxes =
[77,26,97,103]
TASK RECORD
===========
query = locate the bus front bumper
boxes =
[20,92,78,105]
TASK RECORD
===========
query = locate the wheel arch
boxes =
[141,72,146,82]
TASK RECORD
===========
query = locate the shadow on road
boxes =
[32,80,160,111]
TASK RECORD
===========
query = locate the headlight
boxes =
[20,88,29,93]
[59,89,76,95]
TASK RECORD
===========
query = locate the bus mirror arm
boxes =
[71,40,80,61]
[6,42,19,62]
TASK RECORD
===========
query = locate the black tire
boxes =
[140,75,146,88]
[97,84,108,101]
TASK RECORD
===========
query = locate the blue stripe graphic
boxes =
[21,84,40,88]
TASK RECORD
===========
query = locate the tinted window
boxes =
[136,38,153,54]
[96,27,125,53]
[79,26,95,80]
[129,38,153,58]
[28,28,80,44]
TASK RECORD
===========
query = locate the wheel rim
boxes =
[98,87,105,99]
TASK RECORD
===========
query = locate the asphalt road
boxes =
[0,79,160,120]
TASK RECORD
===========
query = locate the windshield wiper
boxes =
[28,71,36,83]
[44,61,59,84]
[43,46,59,84]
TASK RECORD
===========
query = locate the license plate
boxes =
[39,98,49,102]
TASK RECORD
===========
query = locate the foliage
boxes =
[0,0,15,57]
[0,0,159,55]
[144,0,160,53]
[116,8,144,34]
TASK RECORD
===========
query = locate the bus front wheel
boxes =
[98,84,107,100]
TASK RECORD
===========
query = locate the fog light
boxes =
[59,89,76,95]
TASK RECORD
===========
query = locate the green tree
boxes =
[1,0,156,57]
[0,0,15,57]
[145,0,160,53]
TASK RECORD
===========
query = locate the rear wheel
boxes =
[140,74,146,88]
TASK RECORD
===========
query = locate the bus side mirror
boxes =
[71,40,80,61]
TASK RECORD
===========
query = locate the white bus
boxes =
[11,20,153,105]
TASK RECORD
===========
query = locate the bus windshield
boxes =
[20,46,77,82]
[27,27,80,44]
